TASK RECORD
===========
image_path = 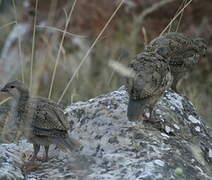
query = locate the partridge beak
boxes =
[1,86,8,92]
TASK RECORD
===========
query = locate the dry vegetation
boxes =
[0,0,211,126]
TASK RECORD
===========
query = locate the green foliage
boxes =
[175,167,183,175]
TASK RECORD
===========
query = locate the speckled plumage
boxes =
[1,80,80,164]
[145,32,207,91]
[125,52,172,121]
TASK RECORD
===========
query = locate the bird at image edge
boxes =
[1,80,81,165]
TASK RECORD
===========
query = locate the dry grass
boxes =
[12,0,25,83]
[29,0,38,92]
[48,0,77,100]
[0,0,211,128]
[0,21,16,30]
[58,0,126,103]
[160,0,193,35]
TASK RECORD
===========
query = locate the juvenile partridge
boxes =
[125,52,172,121]
[1,80,81,164]
[145,32,207,92]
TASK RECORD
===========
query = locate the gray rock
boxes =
[0,87,212,180]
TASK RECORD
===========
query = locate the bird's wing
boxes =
[35,96,65,109]
[146,32,204,63]
[28,98,70,137]
[125,53,170,100]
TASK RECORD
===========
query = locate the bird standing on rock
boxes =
[1,80,81,165]
[125,52,172,122]
[144,32,207,92]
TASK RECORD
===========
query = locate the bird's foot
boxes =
[36,156,49,162]
[25,154,45,164]
[24,153,35,164]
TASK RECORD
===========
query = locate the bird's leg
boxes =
[171,73,184,93]
[35,145,49,162]
[43,145,49,162]
[27,144,40,165]
[171,82,178,93]
[149,107,154,121]
[142,106,159,131]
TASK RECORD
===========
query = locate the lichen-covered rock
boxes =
[0,87,212,179]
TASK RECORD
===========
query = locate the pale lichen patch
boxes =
[195,126,201,132]
[154,159,165,167]
[188,115,201,124]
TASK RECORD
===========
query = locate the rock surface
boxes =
[0,87,212,180]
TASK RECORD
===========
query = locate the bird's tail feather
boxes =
[55,136,81,152]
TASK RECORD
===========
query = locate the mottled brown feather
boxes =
[144,32,207,91]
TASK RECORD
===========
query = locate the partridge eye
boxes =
[10,85,15,88]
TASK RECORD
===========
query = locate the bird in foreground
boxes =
[144,32,207,92]
[125,52,172,122]
[1,80,81,165]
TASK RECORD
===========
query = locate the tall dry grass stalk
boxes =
[0,0,194,107]
[175,0,188,32]
[168,0,183,32]
[36,25,87,38]
[0,97,11,106]
[58,0,126,104]
[29,0,38,93]
[160,0,193,36]
[48,0,77,99]
[0,21,16,30]
[142,27,148,45]
[12,0,25,83]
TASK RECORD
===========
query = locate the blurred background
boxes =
[0,0,211,128]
